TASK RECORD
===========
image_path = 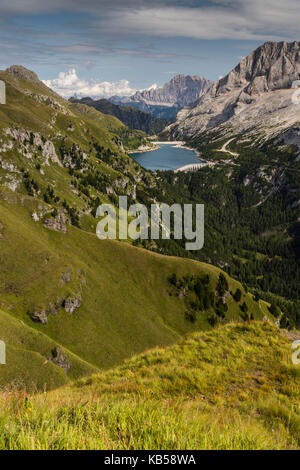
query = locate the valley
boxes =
[0,38,299,451]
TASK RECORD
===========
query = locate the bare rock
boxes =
[42,140,62,166]
[30,297,63,324]
[6,65,40,85]
[61,268,71,284]
[31,212,39,222]
[43,210,67,233]
[51,346,71,372]
[169,41,300,146]
[131,74,213,107]
[31,309,49,324]
[64,296,81,314]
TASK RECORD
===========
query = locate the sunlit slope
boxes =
[1,323,299,450]
[0,309,99,390]
[0,194,262,388]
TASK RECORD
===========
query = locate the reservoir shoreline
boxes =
[130,141,207,172]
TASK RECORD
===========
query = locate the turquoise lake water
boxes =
[131,143,204,171]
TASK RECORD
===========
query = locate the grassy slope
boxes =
[0,309,99,391]
[0,193,262,389]
[0,322,299,450]
[0,67,263,391]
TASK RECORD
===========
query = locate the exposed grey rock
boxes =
[61,268,71,284]
[6,65,40,85]
[51,346,71,372]
[43,210,67,233]
[131,74,213,108]
[42,140,61,166]
[31,309,49,324]
[169,41,300,146]
[64,296,81,314]
[31,212,39,222]
[30,297,63,324]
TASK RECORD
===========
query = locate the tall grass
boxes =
[0,323,299,450]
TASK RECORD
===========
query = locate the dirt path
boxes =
[217,138,239,157]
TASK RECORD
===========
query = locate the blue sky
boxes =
[0,1,299,98]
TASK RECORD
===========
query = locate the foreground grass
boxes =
[1,322,299,450]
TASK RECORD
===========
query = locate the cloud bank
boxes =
[98,1,300,41]
[43,69,136,98]
[2,0,300,41]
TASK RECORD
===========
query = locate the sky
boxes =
[0,0,300,98]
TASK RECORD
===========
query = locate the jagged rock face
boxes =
[31,309,49,324]
[51,347,71,372]
[169,42,300,145]
[131,74,213,108]
[43,211,67,233]
[64,296,81,314]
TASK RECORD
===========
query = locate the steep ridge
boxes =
[132,74,213,107]
[112,74,213,121]
[169,42,300,145]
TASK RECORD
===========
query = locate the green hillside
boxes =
[69,97,168,135]
[0,191,263,389]
[0,322,299,450]
[0,65,263,391]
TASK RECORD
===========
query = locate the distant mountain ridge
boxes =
[110,74,214,121]
[168,41,300,146]
[69,96,168,135]
[131,74,213,107]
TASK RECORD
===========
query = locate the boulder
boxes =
[51,346,71,372]
[64,296,81,314]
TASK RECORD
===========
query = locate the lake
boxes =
[131,143,205,171]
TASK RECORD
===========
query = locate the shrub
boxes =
[233,288,242,302]
[217,273,229,297]
[185,311,196,323]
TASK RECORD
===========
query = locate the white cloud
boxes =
[43,69,136,99]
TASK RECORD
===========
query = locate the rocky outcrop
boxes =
[3,128,62,166]
[31,309,49,324]
[43,210,67,233]
[61,268,71,284]
[64,296,81,314]
[51,346,71,372]
[30,293,81,324]
[6,65,41,85]
[30,297,63,324]
[169,41,300,146]
[132,74,213,107]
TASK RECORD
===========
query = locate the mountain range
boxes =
[168,41,300,147]
[111,74,213,121]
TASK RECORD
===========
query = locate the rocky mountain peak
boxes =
[131,74,213,107]
[6,65,41,85]
[216,41,300,96]
[168,41,300,144]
